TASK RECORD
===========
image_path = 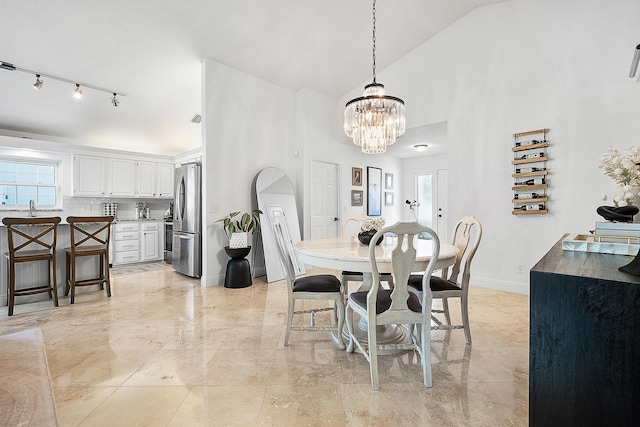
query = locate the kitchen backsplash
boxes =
[1,197,172,221]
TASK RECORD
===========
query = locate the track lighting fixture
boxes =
[73,84,83,99]
[0,60,124,105]
[33,74,43,90]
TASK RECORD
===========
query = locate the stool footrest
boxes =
[13,285,55,296]
[68,277,106,287]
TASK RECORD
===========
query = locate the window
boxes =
[0,159,60,209]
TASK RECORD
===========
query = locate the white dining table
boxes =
[294,235,459,353]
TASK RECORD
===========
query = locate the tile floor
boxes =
[0,266,529,426]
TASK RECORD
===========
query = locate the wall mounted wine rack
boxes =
[512,128,549,215]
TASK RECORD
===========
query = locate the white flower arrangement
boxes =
[360,218,385,233]
[600,146,640,207]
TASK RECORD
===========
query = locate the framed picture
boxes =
[367,166,382,216]
[385,173,394,190]
[352,167,363,186]
[351,190,363,206]
[385,192,394,206]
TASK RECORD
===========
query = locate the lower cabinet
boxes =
[112,221,162,265]
[113,223,140,264]
[141,222,159,261]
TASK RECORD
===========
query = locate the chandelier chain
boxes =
[372,0,377,83]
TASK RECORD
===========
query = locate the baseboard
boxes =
[472,276,530,295]
[202,274,225,287]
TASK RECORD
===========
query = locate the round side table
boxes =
[224,246,252,288]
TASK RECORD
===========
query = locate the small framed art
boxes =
[385,173,394,190]
[352,167,363,186]
[351,190,363,206]
[385,192,394,206]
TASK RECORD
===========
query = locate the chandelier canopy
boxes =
[344,0,406,154]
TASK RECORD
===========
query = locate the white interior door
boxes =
[310,161,339,239]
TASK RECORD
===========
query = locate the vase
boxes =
[358,230,383,246]
[229,232,249,248]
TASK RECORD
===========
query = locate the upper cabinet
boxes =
[137,161,157,197]
[73,155,174,199]
[157,163,175,198]
[73,155,106,196]
[107,158,136,197]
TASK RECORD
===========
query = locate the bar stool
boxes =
[65,216,114,304]
[2,216,61,316]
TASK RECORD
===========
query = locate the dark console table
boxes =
[530,235,640,426]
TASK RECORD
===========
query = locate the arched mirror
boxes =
[255,168,304,282]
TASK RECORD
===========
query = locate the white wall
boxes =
[340,0,640,293]
[201,59,297,286]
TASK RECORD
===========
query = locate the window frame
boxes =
[0,156,63,211]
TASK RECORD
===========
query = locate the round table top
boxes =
[295,235,458,274]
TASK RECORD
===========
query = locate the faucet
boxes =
[29,199,36,217]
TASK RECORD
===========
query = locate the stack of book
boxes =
[594,221,640,243]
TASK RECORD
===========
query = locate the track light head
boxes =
[33,74,43,90]
[73,84,83,99]
[110,93,119,107]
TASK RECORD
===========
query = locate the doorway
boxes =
[310,160,339,239]
[414,169,448,239]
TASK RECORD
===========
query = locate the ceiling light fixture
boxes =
[344,0,405,154]
[413,144,429,152]
[630,44,640,78]
[0,60,125,105]
[33,74,43,90]
[110,93,119,107]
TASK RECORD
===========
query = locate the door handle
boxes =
[334,217,338,221]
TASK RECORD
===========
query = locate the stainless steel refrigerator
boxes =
[172,163,202,278]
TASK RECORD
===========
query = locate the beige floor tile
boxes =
[77,386,190,427]
[53,386,117,427]
[198,349,277,386]
[167,385,266,426]
[123,349,216,386]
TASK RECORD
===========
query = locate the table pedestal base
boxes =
[333,314,409,355]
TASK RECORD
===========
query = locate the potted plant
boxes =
[358,218,385,245]
[216,209,263,248]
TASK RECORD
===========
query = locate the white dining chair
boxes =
[345,221,440,390]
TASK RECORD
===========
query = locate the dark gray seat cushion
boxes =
[293,274,342,293]
[408,274,461,292]
[350,289,422,314]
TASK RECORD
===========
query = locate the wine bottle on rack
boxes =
[515,166,547,174]
[517,204,545,211]
[518,152,545,160]
[514,192,540,199]
[514,139,541,148]
[515,178,545,186]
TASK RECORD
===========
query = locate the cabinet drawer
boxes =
[115,231,139,241]
[115,240,140,252]
[114,251,140,264]
[142,222,159,231]
[115,223,140,232]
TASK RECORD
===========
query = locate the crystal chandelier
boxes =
[344,0,405,154]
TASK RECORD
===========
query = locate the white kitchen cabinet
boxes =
[137,161,157,197]
[107,158,136,197]
[73,155,106,196]
[141,222,160,261]
[157,163,174,198]
[113,222,140,264]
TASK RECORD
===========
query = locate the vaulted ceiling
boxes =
[0,0,506,156]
